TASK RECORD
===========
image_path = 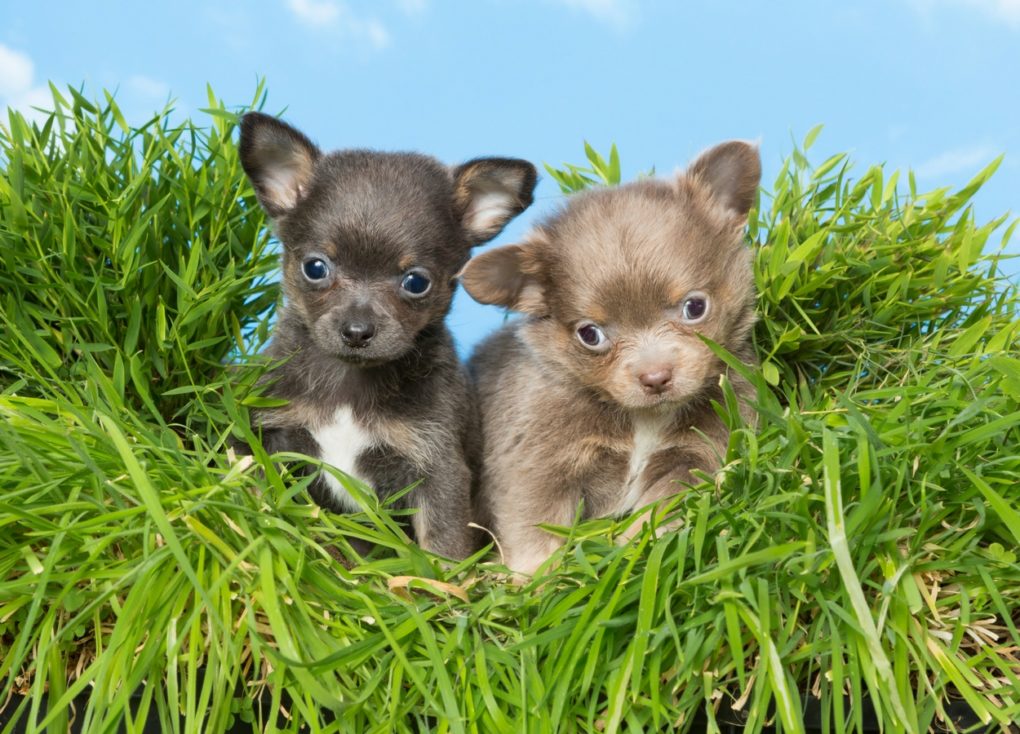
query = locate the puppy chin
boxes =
[334,351,390,367]
[613,392,674,410]
[311,334,412,367]
[608,382,707,411]
[335,343,412,366]
[605,389,680,412]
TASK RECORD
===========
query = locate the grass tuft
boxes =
[1,91,1018,732]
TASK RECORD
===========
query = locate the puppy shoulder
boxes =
[467,320,528,384]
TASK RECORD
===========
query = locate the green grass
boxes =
[1,90,1018,733]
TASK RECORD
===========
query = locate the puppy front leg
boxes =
[227,419,300,460]
[500,524,567,577]
[254,426,347,511]
[618,452,710,542]
[496,495,578,576]
[406,458,475,561]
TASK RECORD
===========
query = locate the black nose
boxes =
[340,321,375,348]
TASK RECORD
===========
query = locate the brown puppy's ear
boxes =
[459,242,546,315]
[239,112,320,218]
[452,158,538,245]
[686,140,762,220]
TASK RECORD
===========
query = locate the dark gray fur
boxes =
[237,112,537,559]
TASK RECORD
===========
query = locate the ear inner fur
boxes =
[452,158,538,245]
[239,112,321,219]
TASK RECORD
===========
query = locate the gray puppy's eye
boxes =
[576,322,610,352]
[400,269,432,297]
[681,292,709,323]
[302,257,330,282]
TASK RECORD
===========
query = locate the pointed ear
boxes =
[686,140,762,220]
[458,242,546,315]
[452,157,538,245]
[239,112,321,219]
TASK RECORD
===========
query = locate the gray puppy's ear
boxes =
[451,157,538,245]
[686,140,762,220]
[458,238,547,315]
[239,112,321,219]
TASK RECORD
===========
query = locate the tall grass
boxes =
[1,91,1018,733]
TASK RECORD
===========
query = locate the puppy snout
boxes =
[638,367,673,394]
[340,320,376,348]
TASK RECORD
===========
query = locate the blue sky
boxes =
[2,0,1018,353]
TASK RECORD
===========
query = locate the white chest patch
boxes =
[619,414,670,514]
[310,406,375,512]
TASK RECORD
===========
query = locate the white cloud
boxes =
[396,0,427,15]
[0,44,34,98]
[554,0,638,26]
[284,0,390,47]
[287,0,340,25]
[915,144,998,179]
[977,0,1020,24]
[0,44,51,125]
[1,46,172,131]
[360,18,391,49]
[909,0,1020,27]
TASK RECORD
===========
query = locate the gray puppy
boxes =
[460,141,761,574]
[238,112,537,559]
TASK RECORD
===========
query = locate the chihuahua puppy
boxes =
[460,141,760,574]
[238,112,537,560]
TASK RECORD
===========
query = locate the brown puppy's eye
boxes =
[681,292,709,323]
[576,322,610,352]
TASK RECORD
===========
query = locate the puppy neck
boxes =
[266,312,450,408]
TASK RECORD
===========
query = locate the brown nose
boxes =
[638,368,673,393]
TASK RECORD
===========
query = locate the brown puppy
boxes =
[460,141,761,574]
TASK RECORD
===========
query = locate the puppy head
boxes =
[461,141,760,409]
[239,112,537,364]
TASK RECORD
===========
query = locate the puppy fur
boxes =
[238,112,537,560]
[461,141,761,574]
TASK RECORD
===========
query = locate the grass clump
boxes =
[1,92,1018,733]
[0,83,276,435]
